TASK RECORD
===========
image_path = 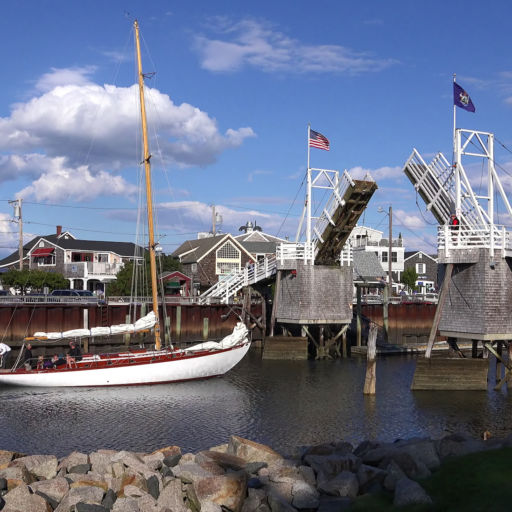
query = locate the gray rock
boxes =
[163,454,181,468]
[55,485,105,512]
[58,451,89,472]
[102,488,117,510]
[246,462,268,474]
[0,477,7,491]
[70,463,92,474]
[196,450,247,472]
[248,477,263,489]
[12,454,58,480]
[291,479,319,509]
[194,470,248,512]
[34,490,60,510]
[209,443,229,453]
[142,451,164,472]
[267,493,297,512]
[302,442,353,459]
[353,440,380,458]
[0,464,35,485]
[318,471,359,498]
[76,504,110,512]
[172,462,214,484]
[435,434,486,460]
[303,454,361,478]
[137,492,158,512]
[157,478,188,512]
[356,464,387,492]
[147,474,160,500]
[228,436,283,464]
[89,451,116,476]
[393,438,441,470]
[382,460,406,492]
[112,496,139,512]
[393,476,432,507]
[242,488,269,512]
[378,450,430,480]
[30,476,70,502]
[3,483,49,512]
[297,465,315,488]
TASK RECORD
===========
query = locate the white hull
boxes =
[0,342,250,388]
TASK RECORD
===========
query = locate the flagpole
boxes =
[306,124,311,246]
[453,73,461,219]
[453,73,457,161]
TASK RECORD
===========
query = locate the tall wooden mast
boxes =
[134,20,161,350]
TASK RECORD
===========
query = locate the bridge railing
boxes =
[438,224,512,257]
[276,242,315,264]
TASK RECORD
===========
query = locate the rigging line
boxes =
[275,172,307,238]
[415,191,438,226]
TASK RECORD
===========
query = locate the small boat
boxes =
[0,21,250,387]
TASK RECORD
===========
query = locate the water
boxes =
[1,350,511,457]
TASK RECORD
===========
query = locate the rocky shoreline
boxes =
[0,433,508,511]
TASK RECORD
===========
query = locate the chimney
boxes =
[56,225,62,236]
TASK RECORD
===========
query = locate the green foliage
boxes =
[1,269,68,294]
[401,267,418,292]
[107,254,182,297]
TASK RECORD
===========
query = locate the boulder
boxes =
[194,470,248,512]
[356,464,387,492]
[89,451,117,476]
[58,451,89,472]
[393,477,432,507]
[118,470,148,497]
[0,451,16,467]
[393,438,441,470]
[142,451,164,471]
[318,471,358,498]
[196,450,247,472]
[70,464,92,474]
[377,450,430,480]
[302,442,353,459]
[157,478,188,512]
[30,476,70,502]
[55,485,106,511]
[3,483,50,512]
[12,454,58,480]
[112,496,140,512]
[267,492,297,512]
[75,504,110,512]
[102,488,117,510]
[151,445,181,459]
[209,443,229,454]
[290,479,319,509]
[0,464,35,488]
[228,436,283,464]
[435,434,486,460]
[242,488,268,512]
[172,462,215,484]
[303,454,361,478]
[136,492,159,512]
[382,460,406,492]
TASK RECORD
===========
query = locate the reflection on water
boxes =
[0,350,511,457]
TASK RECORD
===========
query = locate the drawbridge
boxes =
[199,169,377,304]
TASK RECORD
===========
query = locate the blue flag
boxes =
[453,82,475,112]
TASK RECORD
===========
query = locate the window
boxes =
[191,263,197,273]
[382,252,388,262]
[416,263,426,274]
[36,254,55,266]
[216,241,241,275]
[392,251,397,263]
[97,253,109,263]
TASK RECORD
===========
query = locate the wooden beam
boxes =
[425,263,453,358]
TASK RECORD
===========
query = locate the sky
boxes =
[1,0,512,258]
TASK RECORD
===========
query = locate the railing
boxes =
[63,262,124,278]
[438,224,512,257]
[355,294,439,305]
[199,255,277,304]
[276,243,315,264]
[0,296,100,305]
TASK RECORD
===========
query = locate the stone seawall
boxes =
[0,432,507,511]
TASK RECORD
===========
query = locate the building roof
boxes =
[352,249,386,283]
[404,250,438,262]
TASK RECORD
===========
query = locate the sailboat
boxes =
[0,21,251,387]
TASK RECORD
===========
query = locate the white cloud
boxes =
[35,67,96,93]
[392,209,426,230]
[16,156,136,203]
[248,169,272,182]
[348,165,402,181]
[195,18,397,74]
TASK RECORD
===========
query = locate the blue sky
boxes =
[0,0,511,257]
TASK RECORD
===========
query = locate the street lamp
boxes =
[378,206,393,296]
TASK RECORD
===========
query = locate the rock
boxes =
[89,451,117,476]
[378,450,430,480]
[70,463,92,474]
[157,478,188,512]
[297,465,315,488]
[195,470,248,512]
[163,454,182,468]
[317,495,353,512]
[30,476,70,502]
[35,490,60,510]
[436,434,486,460]
[12,454,58,480]
[76,504,110,512]
[0,451,16,467]
[123,484,149,499]
[302,442,353,459]
[318,471,358,498]
[356,464,387,492]
[70,478,109,492]
[393,477,432,507]
[147,474,160,500]
[303,454,361,478]
[112,496,139,512]
[172,462,214,484]
[55,485,105,512]
[209,443,229,454]
[228,436,283,464]
[248,477,263,489]
[200,501,223,512]
[3,483,50,512]
[267,493,297,512]
[58,451,89,472]
[137,492,159,512]
[0,477,6,491]
[102,488,117,509]
[118,470,148,497]
[142,451,164,472]
[151,445,181,459]
[246,462,268,475]
[393,438,441,470]
[382,460,406,492]
[353,440,380,458]
[291,479,319,509]
[242,488,270,512]
[0,464,35,487]
[180,453,196,464]
[196,450,247,471]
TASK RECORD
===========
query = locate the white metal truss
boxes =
[403,128,512,256]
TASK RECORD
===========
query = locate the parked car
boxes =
[50,290,81,297]
[0,290,10,296]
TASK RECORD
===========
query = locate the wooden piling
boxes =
[356,286,362,347]
[270,271,281,337]
[363,323,377,395]
[496,342,503,385]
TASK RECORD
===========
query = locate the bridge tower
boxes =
[270,166,377,357]
[403,128,512,389]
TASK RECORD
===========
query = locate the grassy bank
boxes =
[350,446,512,511]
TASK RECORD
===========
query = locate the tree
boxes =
[401,267,418,293]
[107,254,182,297]
[1,269,68,294]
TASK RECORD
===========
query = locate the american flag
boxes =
[309,129,330,151]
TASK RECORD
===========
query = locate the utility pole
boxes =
[212,204,216,235]
[9,199,23,270]
[388,205,393,295]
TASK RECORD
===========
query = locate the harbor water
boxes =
[1,349,511,457]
